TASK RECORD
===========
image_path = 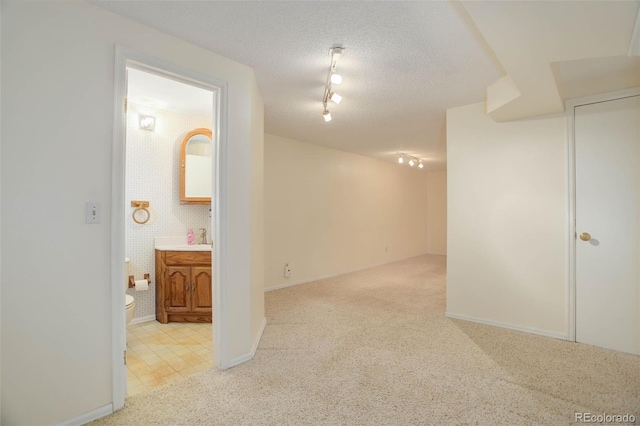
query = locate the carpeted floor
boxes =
[93,254,640,425]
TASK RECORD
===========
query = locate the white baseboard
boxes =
[252,317,267,355]
[56,403,113,426]
[445,312,568,341]
[128,314,156,325]
[265,252,432,292]
[228,316,267,368]
[228,351,252,367]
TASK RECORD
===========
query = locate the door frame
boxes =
[112,45,229,410]
[566,87,640,342]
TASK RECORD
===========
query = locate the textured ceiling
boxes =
[91,1,504,170]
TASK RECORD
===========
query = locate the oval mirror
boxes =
[180,128,212,205]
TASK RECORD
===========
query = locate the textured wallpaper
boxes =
[125,101,212,319]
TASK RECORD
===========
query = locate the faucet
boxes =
[199,228,207,245]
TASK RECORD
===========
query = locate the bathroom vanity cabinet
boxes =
[155,250,212,323]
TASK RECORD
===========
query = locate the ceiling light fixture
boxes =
[397,153,425,170]
[322,45,345,122]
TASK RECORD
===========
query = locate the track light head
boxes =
[408,159,415,167]
[330,73,343,85]
[322,107,332,122]
[330,92,342,104]
[398,155,404,164]
[418,161,424,169]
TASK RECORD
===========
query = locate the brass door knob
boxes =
[579,232,591,241]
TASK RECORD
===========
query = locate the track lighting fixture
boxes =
[322,46,345,121]
[396,153,425,170]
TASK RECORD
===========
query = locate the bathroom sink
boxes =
[155,244,212,251]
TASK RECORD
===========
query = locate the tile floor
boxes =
[126,321,213,397]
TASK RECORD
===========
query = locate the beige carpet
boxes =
[94,255,640,425]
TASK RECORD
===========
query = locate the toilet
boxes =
[125,257,136,324]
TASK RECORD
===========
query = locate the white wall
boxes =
[446,102,568,337]
[1,2,263,424]
[426,171,447,255]
[0,1,3,421]
[125,101,211,320]
[264,134,429,291]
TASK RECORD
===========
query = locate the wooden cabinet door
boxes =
[165,266,191,312]
[191,267,212,312]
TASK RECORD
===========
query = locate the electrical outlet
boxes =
[86,201,101,224]
[284,263,291,278]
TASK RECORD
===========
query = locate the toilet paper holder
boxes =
[128,273,151,288]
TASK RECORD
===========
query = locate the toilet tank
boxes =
[125,257,130,292]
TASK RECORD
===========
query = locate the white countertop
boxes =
[154,236,212,251]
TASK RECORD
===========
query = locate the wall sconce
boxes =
[397,153,425,170]
[139,115,156,131]
[322,46,345,122]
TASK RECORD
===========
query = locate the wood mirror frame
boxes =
[180,128,213,205]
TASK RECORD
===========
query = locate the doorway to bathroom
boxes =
[112,46,228,410]
[123,65,215,397]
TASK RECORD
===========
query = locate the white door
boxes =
[575,95,640,355]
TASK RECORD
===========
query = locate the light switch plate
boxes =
[86,202,101,224]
